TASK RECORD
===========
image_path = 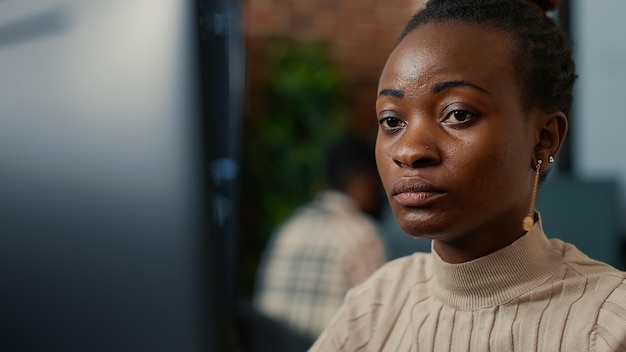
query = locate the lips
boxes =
[391,177,445,207]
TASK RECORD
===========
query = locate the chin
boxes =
[394,208,450,239]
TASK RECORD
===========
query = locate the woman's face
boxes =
[376,22,538,248]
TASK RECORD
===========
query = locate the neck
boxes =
[430,217,561,310]
[433,210,529,264]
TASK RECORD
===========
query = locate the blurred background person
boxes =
[253,134,387,343]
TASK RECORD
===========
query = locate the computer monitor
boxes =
[0,1,242,350]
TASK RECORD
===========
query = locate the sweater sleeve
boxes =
[593,279,626,351]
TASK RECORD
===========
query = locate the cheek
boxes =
[375,143,389,180]
[451,131,523,188]
[375,143,401,205]
[463,136,529,200]
[376,164,393,198]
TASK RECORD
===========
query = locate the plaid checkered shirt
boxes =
[253,190,387,339]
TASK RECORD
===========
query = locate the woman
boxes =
[310,0,626,351]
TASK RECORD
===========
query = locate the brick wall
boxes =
[242,0,427,136]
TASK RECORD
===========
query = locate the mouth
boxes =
[391,177,446,207]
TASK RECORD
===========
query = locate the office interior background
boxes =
[0,0,624,351]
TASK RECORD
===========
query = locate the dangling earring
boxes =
[548,155,555,163]
[522,159,542,231]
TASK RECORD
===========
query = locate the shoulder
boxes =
[592,278,626,351]
[350,252,433,295]
[548,237,623,277]
[340,252,433,318]
[310,253,433,351]
[553,240,626,350]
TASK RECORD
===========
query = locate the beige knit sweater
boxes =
[310,219,626,351]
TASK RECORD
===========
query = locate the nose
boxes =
[391,124,441,168]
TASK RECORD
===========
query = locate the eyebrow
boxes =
[378,80,490,99]
[432,80,491,95]
[378,88,405,98]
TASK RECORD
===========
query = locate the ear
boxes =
[533,111,568,169]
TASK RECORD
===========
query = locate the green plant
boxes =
[238,38,350,298]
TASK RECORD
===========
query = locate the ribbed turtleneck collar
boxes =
[430,217,562,310]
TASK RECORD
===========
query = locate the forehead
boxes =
[379,22,518,98]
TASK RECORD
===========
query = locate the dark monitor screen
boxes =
[0,1,238,350]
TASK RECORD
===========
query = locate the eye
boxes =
[378,116,406,132]
[442,109,478,125]
[382,117,400,127]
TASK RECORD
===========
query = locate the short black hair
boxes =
[399,0,577,116]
